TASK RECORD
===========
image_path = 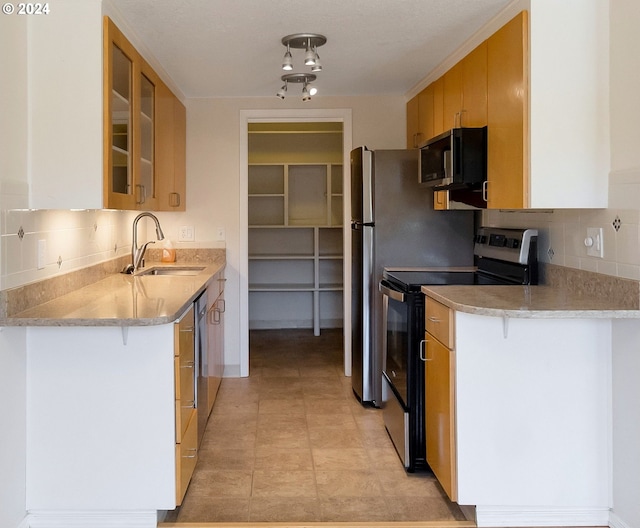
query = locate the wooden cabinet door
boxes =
[487,11,529,209]
[406,94,420,148]
[432,77,445,136]
[156,81,186,211]
[425,333,457,501]
[461,41,488,127]
[418,84,435,145]
[443,62,463,130]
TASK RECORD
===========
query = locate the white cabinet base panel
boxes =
[474,506,610,527]
[27,510,157,528]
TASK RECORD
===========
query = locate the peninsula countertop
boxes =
[421,284,640,319]
[1,261,225,327]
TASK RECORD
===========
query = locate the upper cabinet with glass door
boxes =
[103,17,185,211]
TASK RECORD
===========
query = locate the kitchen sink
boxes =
[137,266,205,276]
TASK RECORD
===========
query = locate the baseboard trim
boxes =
[27,511,157,528]
[474,505,610,527]
[609,511,633,528]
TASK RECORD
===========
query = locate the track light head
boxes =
[311,51,322,72]
[276,82,287,99]
[282,44,293,71]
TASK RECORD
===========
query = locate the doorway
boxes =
[238,109,354,378]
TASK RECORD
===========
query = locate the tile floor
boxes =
[165,328,466,523]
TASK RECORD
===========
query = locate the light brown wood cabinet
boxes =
[424,297,457,501]
[487,11,528,209]
[174,305,197,505]
[103,17,186,211]
[156,81,187,211]
[407,41,488,210]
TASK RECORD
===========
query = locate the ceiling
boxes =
[109,0,512,99]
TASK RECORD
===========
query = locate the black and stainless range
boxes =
[379,227,538,472]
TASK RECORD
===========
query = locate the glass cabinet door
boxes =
[138,72,155,205]
[110,43,132,198]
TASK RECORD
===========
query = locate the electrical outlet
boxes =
[584,227,603,258]
[179,226,195,242]
[216,227,225,241]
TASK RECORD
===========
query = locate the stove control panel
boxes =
[474,227,538,265]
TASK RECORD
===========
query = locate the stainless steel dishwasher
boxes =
[194,292,208,446]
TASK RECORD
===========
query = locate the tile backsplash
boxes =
[483,208,640,280]
[0,209,136,290]
[1,207,640,293]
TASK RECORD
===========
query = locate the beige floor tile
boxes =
[377,468,444,497]
[187,468,253,498]
[176,496,250,523]
[254,446,314,470]
[311,447,370,470]
[386,495,467,521]
[251,469,317,498]
[256,427,311,449]
[249,497,321,522]
[258,398,306,415]
[260,367,301,378]
[257,412,308,431]
[315,469,382,497]
[319,496,391,522]
[306,412,357,429]
[308,425,364,449]
[172,329,465,523]
[195,447,255,470]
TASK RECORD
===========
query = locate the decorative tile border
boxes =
[0,249,225,318]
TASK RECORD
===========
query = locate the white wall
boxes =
[0,11,29,528]
[185,95,406,375]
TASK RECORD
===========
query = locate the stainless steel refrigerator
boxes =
[350,147,475,405]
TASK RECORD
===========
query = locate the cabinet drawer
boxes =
[425,297,454,348]
[175,408,197,505]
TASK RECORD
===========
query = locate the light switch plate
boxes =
[585,227,603,258]
[179,226,195,242]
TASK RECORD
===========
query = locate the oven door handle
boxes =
[379,280,405,303]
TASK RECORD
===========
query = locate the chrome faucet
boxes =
[129,212,165,273]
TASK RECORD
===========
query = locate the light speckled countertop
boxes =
[1,261,225,327]
[421,285,640,319]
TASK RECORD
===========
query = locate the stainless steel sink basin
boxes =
[137,266,205,276]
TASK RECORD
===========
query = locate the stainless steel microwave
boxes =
[418,126,487,190]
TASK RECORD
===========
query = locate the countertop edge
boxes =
[421,285,640,319]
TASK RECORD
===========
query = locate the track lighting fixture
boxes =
[279,73,317,102]
[277,33,326,100]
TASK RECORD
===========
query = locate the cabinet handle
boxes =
[169,192,181,207]
[181,400,195,409]
[482,181,488,202]
[210,308,221,325]
[419,339,431,361]
[183,448,197,459]
[427,316,441,323]
[135,184,146,205]
[217,299,226,313]
[181,361,194,369]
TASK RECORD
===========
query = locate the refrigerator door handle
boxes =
[379,281,405,303]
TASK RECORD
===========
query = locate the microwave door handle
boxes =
[453,133,462,179]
